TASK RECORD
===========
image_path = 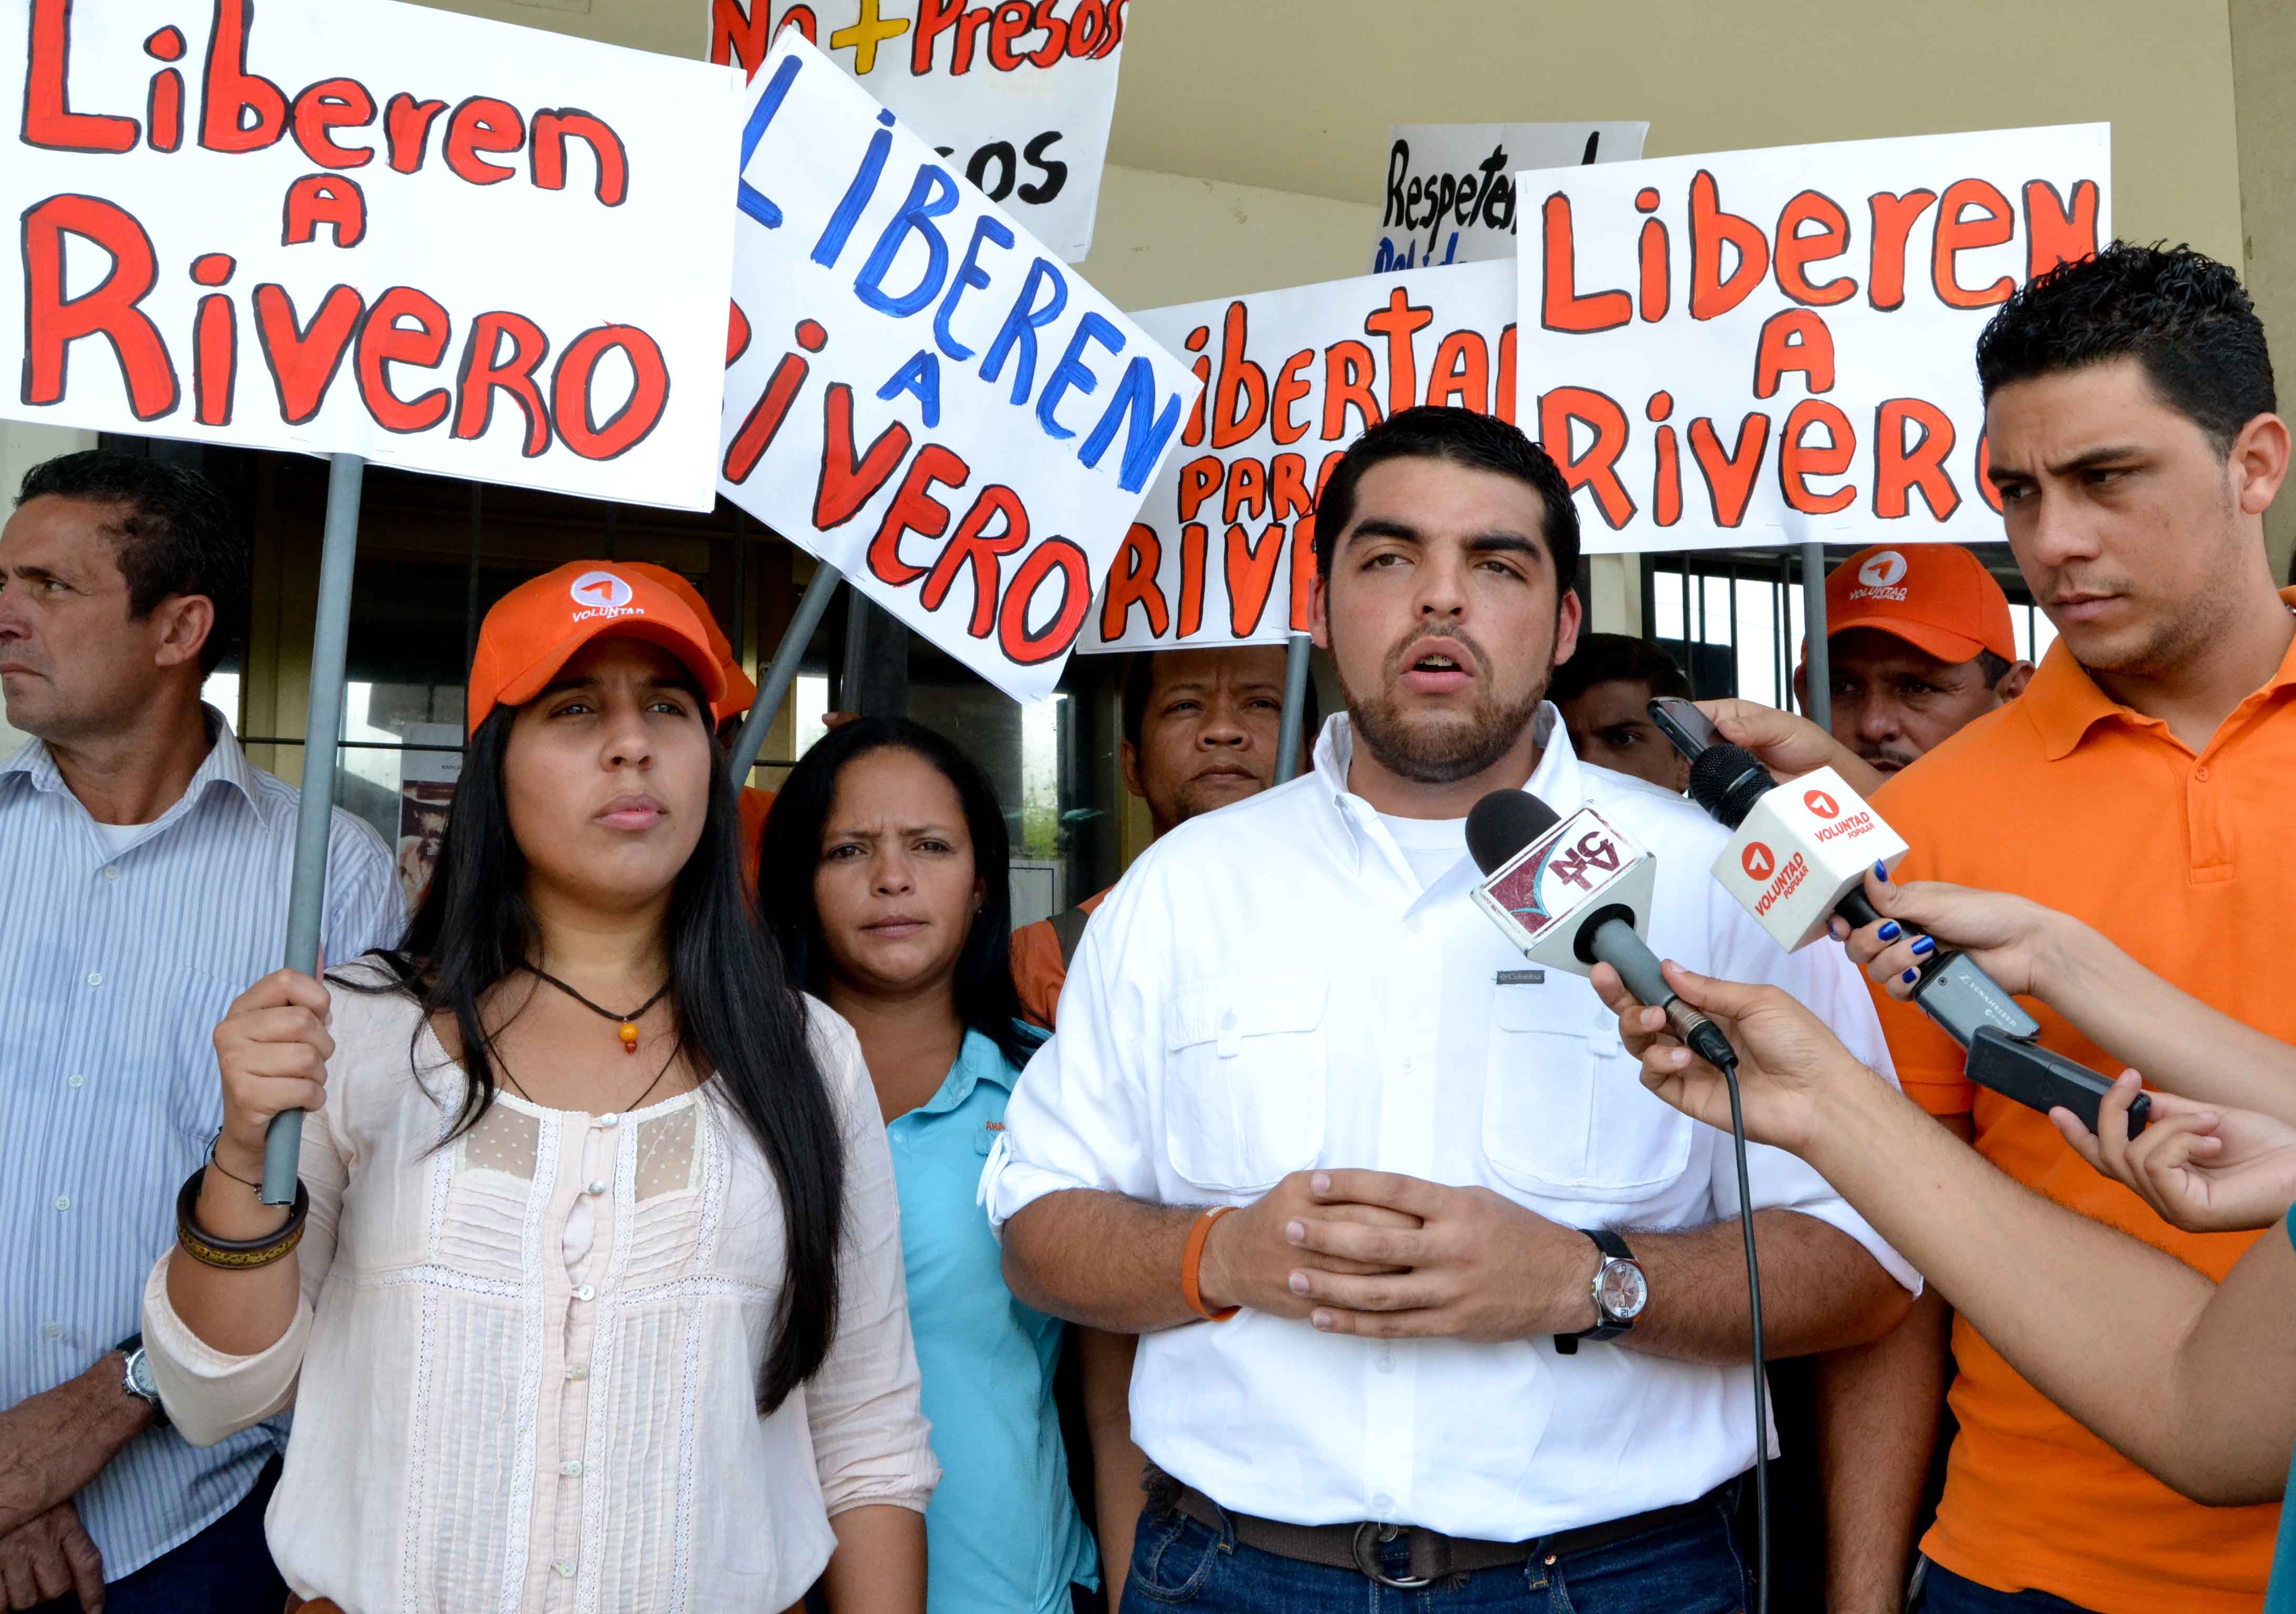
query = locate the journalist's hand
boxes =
[1194,1173,1422,1320]
[1836,869,2063,1001]
[1276,1171,1599,1342]
[1594,959,1881,1156]
[2054,1079,2296,1233]
[212,968,335,1183]
[1699,699,1885,796]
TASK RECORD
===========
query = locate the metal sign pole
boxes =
[260,452,366,1205]
[729,559,844,784]
[1801,541,1831,733]
[1274,629,1313,783]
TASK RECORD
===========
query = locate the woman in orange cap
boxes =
[139,562,933,1613]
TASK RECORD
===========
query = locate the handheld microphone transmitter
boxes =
[1464,791,1737,1073]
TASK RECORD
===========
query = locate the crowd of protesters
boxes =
[5,242,2296,1614]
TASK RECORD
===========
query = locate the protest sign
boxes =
[719,31,1194,702]
[1374,121,1646,272]
[1513,123,2110,553]
[708,0,1125,262]
[1081,258,1516,656]
[0,0,742,510]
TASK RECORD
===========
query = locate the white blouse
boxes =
[143,965,937,1613]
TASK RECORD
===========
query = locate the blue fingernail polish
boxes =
[1911,935,1936,957]
[1878,921,1902,943]
[1902,968,1919,984]
[1875,861,1890,883]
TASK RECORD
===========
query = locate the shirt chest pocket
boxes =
[1162,971,1328,1194]
[1482,987,1692,1202]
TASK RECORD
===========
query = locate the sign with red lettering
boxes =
[1374,120,1646,273]
[1,0,741,509]
[1081,258,1515,655]
[720,32,1192,702]
[708,0,1126,263]
[1514,123,2111,553]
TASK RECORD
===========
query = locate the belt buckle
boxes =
[1350,1522,1433,1589]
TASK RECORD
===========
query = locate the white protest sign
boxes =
[1513,123,2110,553]
[1082,259,1516,655]
[709,1,1126,262]
[1374,121,1647,273]
[720,31,1193,702]
[1,0,741,510]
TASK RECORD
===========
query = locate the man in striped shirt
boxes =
[0,452,402,1612]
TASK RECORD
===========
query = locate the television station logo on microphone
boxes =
[1471,804,1663,977]
[1712,765,1912,952]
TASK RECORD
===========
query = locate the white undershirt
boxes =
[89,819,145,854]
[1375,810,1468,890]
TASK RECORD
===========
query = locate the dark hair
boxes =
[757,717,1036,1070]
[1312,406,1582,591]
[1976,243,2277,456]
[1549,632,1692,707]
[16,450,247,676]
[352,695,846,1416]
[1119,648,1320,750]
[1975,648,2015,688]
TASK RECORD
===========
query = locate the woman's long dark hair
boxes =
[757,717,1036,1070]
[349,699,845,1415]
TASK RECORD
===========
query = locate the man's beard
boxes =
[1342,622,1551,785]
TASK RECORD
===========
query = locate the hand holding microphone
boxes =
[1592,958,1890,1160]
[1831,867,2066,1002]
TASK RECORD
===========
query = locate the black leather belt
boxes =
[1163,1473,1740,1590]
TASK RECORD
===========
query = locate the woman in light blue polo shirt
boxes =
[760,717,1105,1614]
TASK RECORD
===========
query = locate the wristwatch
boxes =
[1554,1229,1647,1355]
[116,1333,169,1428]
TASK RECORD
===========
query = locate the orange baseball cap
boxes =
[620,563,760,723]
[1802,544,2018,669]
[466,561,728,736]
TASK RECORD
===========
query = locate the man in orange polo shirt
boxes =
[1011,645,1312,1028]
[1823,245,2294,1614]
[1799,544,2033,778]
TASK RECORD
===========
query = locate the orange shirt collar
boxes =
[2024,585,2296,761]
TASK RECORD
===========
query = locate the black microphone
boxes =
[1466,791,1739,1073]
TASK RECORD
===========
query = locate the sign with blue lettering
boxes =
[720,30,1194,702]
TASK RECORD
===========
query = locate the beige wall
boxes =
[2232,0,2296,585]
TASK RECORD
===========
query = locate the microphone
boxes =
[1674,732,2147,1138]
[1466,790,1738,1073]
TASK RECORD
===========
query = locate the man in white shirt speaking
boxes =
[985,407,1919,1611]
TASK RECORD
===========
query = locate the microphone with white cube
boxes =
[1648,698,2147,1139]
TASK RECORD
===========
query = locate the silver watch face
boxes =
[1597,1258,1648,1323]
[126,1350,158,1400]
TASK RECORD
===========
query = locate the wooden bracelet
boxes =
[1181,1205,1240,1322]
[175,1168,307,1270]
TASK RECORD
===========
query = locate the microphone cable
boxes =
[1716,1043,1769,1614]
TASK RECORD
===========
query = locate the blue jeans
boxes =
[1120,1496,1750,1612]
[32,1456,286,1614]
[1916,1560,2100,1613]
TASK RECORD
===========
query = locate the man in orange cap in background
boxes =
[1795,544,2033,777]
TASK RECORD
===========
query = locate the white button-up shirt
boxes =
[983,710,1917,1541]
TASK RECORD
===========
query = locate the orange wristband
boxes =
[1181,1205,1240,1322]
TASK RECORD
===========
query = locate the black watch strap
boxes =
[1555,1229,1638,1356]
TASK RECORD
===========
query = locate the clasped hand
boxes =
[1200,1171,1599,1341]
